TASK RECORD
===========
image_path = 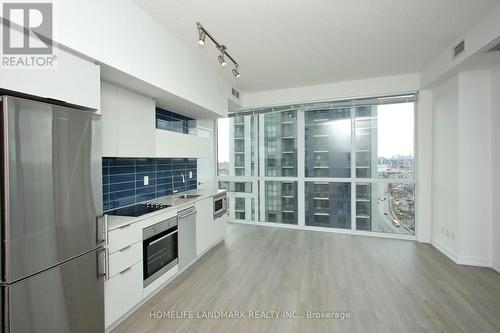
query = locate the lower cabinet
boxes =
[105,261,143,328]
[195,197,227,255]
[104,194,227,328]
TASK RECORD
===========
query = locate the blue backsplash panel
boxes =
[102,157,197,211]
[156,107,197,135]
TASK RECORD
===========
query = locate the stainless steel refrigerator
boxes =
[0,95,105,333]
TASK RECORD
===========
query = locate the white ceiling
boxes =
[135,0,499,93]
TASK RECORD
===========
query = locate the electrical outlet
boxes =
[189,171,193,179]
[144,176,149,186]
[446,229,450,237]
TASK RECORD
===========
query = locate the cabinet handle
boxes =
[119,245,132,252]
[119,267,132,275]
[178,211,197,219]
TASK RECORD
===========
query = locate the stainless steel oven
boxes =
[213,192,227,219]
[142,216,178,287]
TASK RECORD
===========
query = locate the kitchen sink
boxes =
[175,194,201,199]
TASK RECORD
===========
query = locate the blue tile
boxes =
[108,158,136,167]
[111,196,135,208]
[156,170,172,179]
[136,185,155,195]
[109,166,135,175]
[109,174,136,184]
[109,189,135,201]
[102,157,197,210]
[136,193,156,202]
[135,172,155,182]
[156,177,171,185]
[110,182,135,193]
[136,165,155,173]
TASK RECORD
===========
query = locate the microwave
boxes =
[213,192,227,219]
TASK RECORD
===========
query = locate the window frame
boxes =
[216,95,418,241]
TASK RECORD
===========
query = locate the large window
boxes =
[305,108,351,178]
[217,95,416,237]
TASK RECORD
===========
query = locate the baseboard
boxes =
[456,255,492,268]
[431,240,497,270]
[431,239,458,263]
[492,259,500,273]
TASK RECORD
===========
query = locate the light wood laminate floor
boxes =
[113,223,500,333]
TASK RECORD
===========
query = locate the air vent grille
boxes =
[488,41,500,52]
[232,88,240,99]
[453,40,465,58]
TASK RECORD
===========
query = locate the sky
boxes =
[217,102,414,163]
[377,103,414,158]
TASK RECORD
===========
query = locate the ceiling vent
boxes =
[232,88,240,99]
[453,40,465,58]
[488,41,500,52]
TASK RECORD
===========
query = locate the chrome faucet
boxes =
[171,173,178,194]
[171,172,186,195]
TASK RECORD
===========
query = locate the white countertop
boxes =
[105,188,226,231]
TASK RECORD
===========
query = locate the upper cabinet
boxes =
[101,82,156,157]
[1,47,100,110]
[101,81,214,159]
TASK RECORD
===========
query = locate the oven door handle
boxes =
[148,230,178,246]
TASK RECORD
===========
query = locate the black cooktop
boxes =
[107,203,172,217]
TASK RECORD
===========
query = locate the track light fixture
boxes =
[196,22,240,78]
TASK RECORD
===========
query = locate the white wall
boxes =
[416,90,433,243]
[431,70,494,267]
[457,71,492,264]
[492,65,500,272]
[421,3,500,87]
[241,73,420,108]
[52,0,230,116]
[431,75,459,256]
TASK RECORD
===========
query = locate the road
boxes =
[372,184,413,235]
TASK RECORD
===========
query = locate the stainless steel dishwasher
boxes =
[178,206,197,270]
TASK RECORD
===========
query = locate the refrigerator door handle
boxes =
[96,214,107,245]
[97,248,108,279]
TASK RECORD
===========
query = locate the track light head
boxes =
[197,22,206,46]
[232,66,240,78]
[218,55,226,67]
[218,46,227,67]
[198,31,206,45]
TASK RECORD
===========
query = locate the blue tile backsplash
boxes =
[102,157,197,211]
[156,107,197,135]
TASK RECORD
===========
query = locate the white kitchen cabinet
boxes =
[101,82,117,156]
[107,223,142,254]
[105,261,143,328]
[105,221,144,329]
[155,129,212,158]
[108,241,143,278]
[1,46,100,110]
[101,82,156,157]
[195,197,226,255]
